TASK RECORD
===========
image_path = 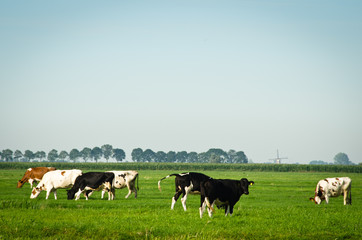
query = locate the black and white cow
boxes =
[67,172,115,200]
[158,172,212,211]
[100,171,139,199]
[310,177,352,205]
[199,178,254,218]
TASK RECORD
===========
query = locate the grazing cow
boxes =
[158,172,212,211]
[30,169,82,200]
[199,178,254,218]
[310,177,352,205]
[99,171,139,199]
[17,167,56,188]
[67,172,115,200]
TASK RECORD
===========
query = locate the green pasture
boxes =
[0,168,361,239]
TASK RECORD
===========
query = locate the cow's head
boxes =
[30,185,43,199]
[17,180,25,188]
[67,189,76,200]
[240,178,254,195]
[310,188,324,204]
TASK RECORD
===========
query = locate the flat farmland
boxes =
[0,169,361,239]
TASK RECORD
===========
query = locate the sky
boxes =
[1,1,361,164]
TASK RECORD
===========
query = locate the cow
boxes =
[310,177,352,205]
[17,167,56,188]
[199,178,254,218]
[67,172,115,200]
[158,172,212,211]
[30,169,82,200]
[99,171,139,199]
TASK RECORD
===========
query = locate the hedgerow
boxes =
[0,162,360,173]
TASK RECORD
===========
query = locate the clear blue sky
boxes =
[1,1,361,164]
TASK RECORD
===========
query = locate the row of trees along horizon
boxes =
[0,145,248,164]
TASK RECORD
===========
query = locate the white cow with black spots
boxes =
[310,177,352,205]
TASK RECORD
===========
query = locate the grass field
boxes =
[0,169,361,239]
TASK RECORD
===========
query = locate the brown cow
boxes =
[17,167,56,188]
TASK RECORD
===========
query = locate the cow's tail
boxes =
[136,172,139,191]
[158,174,179,192]
[348,182,352,205]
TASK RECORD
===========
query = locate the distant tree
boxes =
[143,149,155,162]
[24,150,35,162]
[91,147,102,163]
[2,149,13,162]
[176,151,188,163]
[69,149,81,163]
[81,147,92,162]
[35,151,46,162]
[101,144,113,163]
[205,149,228,163]
[14,150,23,162]
[209,153,222,163]
[227,150,237,163]
[188,152,198,163]
[47,149,58,162]
[334,152,353,165]
[131,148,143,162]
[309,160,329,165]
[198,152,208,163]
[234,151,248,164]
[59,150,69,162]
[155,151,167,162]
[113,148,125,162]
[166,151,176,163]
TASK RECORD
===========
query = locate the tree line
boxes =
[0,145,248,164]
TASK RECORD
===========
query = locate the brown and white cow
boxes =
[17,167,56,188]
[30,169,82,200]
[310,177,352,205]
[100,171,139,199]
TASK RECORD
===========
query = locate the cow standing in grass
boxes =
[199,178,254,218]
[30,169,82,200]
[100,171,139,199]
[158,172,212,211]
[17,167,56,188]
[310,177,352,205]
[67,172,115,200]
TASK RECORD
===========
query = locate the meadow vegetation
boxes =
[0,164,361,239]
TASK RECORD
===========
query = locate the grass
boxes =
[0,169,361,239]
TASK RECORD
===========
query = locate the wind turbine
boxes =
[269,149,288,164]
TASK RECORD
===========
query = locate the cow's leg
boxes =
[45,190,51,200]
[229,205,234,216]
[53,190,57,200]
[343,190,347,205]
[75,189,83,200]
[29,179,34,188]
[204,197,215,218]
[225,205,230,216]
[181,186,192,211]
[101,189,105,199]
[171,191,182,210]
[133,182,137,198]
[199,197,207,218]
[325,195,329,204]
[125,184,132,198]
[111,188,116,200]
[207,201,215,218]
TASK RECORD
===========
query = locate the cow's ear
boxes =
[249,181,254,186]
[309,197,315,202]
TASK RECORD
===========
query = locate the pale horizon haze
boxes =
[1,1,361,164]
